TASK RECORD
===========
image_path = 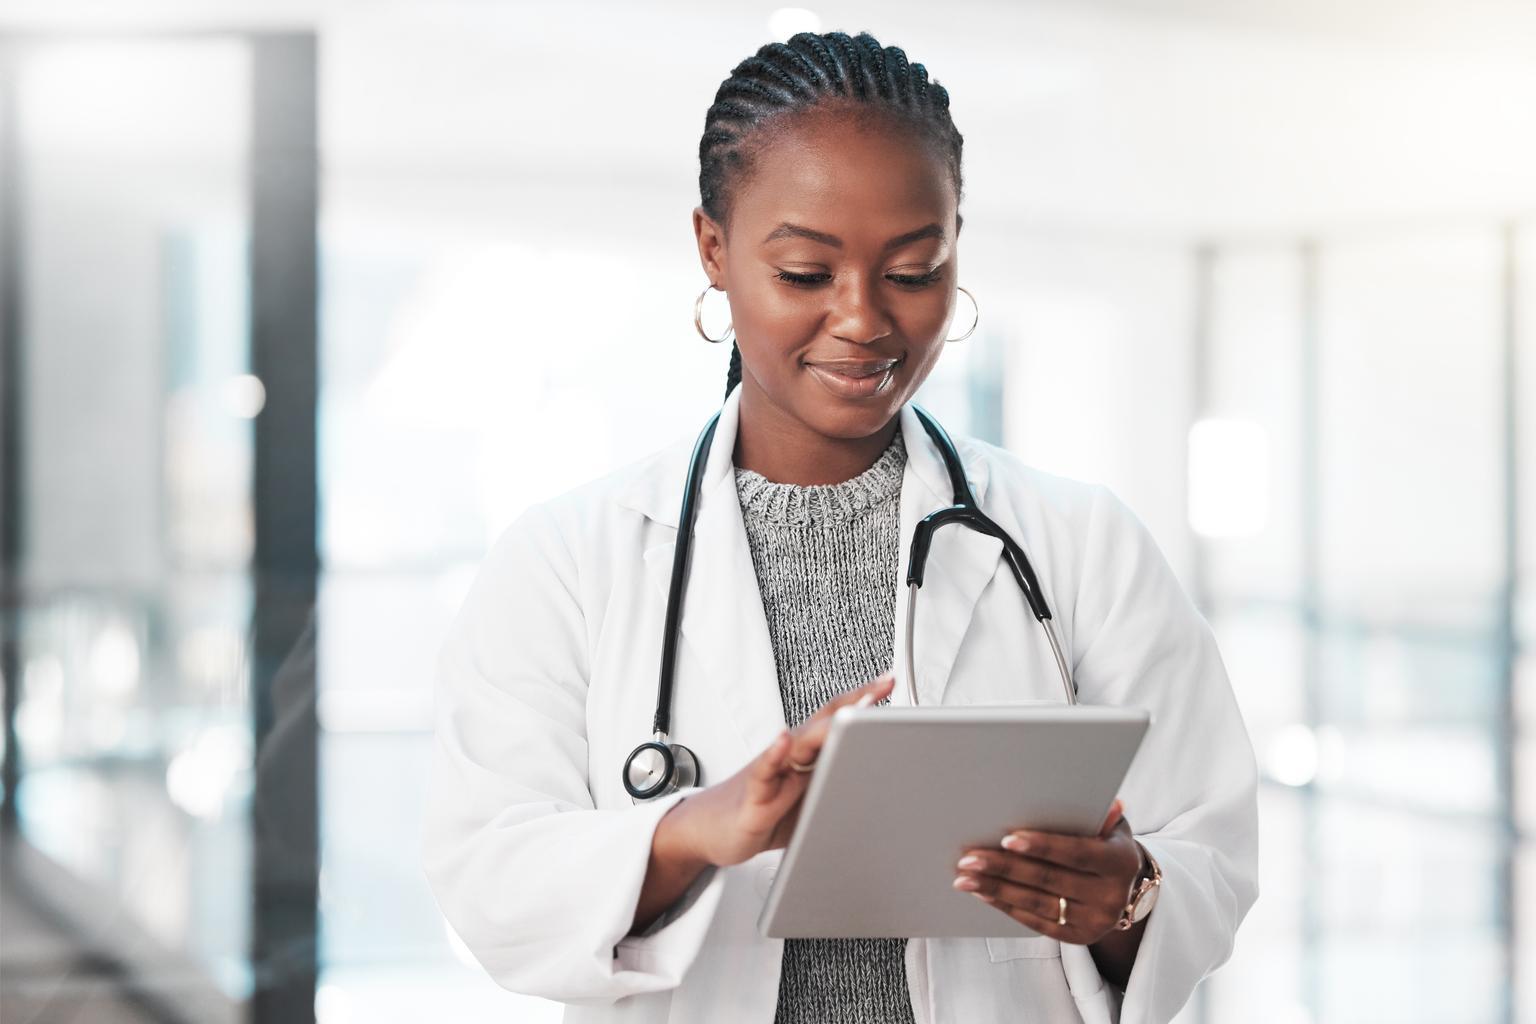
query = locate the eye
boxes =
[773,267,945,288]
[774,269,831,286]
[889,268,943,287]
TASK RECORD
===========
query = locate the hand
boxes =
[669,672,896,869]
[952,798,1145,946]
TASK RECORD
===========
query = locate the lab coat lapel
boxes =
[631,392,1004,750]
[640,390,787,757]
[893,404,1002,708]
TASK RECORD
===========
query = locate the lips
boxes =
[802,357,902,377]
[802,355,905,399]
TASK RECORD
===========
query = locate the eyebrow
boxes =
[761,221,945,251]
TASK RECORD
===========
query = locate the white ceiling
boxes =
[5,0,1534,236]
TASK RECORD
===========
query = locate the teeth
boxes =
[818,361,896,377]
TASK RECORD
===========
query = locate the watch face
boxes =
[1131,880,1159,922]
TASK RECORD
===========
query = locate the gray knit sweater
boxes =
[735,430,915,1024]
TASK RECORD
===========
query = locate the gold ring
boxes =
[1057,896,1068,926]
[788,759,816,773]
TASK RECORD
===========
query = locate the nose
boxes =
[827,271,893,346]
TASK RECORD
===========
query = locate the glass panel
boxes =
[1519,227,1536,605]
[1517,226,1533,1024]
[1198,228,1517,1022]
[1204,245,1304,603]
[319,237,722,564]
[1314,800,1503,1022]
[999,238,1197,581]
[1518,842,1536,1021]
[1316,624,1502,729]
[1209,609,1307,743]
[1316,230,1505,631]
[10,39,253,1018]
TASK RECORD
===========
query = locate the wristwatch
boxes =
[1114,841,1161,930]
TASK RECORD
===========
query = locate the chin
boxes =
[799,396,906,440]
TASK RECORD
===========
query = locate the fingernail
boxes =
[1001,835,1030,853]
[856,693,875,708]
[957,855,984,870]
[952,875,979,891]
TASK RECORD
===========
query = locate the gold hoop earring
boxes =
[944,285,979,343]
[694,283,734,344]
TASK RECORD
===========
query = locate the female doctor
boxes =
[423,29,1258,1024]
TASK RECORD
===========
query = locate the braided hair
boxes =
[699,30,965,401]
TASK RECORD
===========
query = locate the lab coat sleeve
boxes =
[1068,485,1260,1023]
[421,500,727,1005]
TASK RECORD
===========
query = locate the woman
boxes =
[423,29,1258,1024]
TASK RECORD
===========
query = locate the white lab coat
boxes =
[422,384,1259,1024]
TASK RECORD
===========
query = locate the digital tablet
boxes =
[757,703,1151,939]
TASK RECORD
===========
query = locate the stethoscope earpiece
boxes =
[623,737,700,803]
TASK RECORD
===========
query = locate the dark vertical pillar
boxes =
[247,32,320,1024]
[0,39,23,828]
[1495,222,1520,1024]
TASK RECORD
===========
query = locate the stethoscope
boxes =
[622,403,1078,803]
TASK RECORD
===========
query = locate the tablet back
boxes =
[758,704,1151,938]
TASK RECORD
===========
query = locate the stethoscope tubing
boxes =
[903,406,1077,707]
[625,402,1077,803]
[652,411,721,739]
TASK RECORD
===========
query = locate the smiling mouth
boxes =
[802,355,905,399]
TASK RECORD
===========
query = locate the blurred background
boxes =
[0,1,1531,1022]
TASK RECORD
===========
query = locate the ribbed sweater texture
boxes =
[734,430,916,1024]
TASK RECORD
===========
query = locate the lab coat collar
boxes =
[618,383,1003,754]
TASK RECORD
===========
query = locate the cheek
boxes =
[739,281,822,335]
[924,287,961,336]
[904,298,953,358]
[730,282,821,369]
[899,339,948,400]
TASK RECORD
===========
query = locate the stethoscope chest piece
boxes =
[623,736,699,803]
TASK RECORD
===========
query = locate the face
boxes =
[693,103,961,443]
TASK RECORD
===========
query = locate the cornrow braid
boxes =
[699,30,964,402]
[725,341,743,404]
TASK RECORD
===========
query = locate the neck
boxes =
[733,385,902,486]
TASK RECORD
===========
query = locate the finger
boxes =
[967,877,1116,945]
[806,672,895,723]
[972,892,1091,946]
[1098,799,1124,839]
[954,849,1100,903]
[961,875,1107,933]
[997,828,1124,878]
[861,671,897,700]
[747,731,792,803]
[780,675,890,764]
[784,711,846,768]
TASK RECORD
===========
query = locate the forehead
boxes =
[733,105,955,244]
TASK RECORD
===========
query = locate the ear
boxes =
[693,206,728,286]
[955,211,964,238]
